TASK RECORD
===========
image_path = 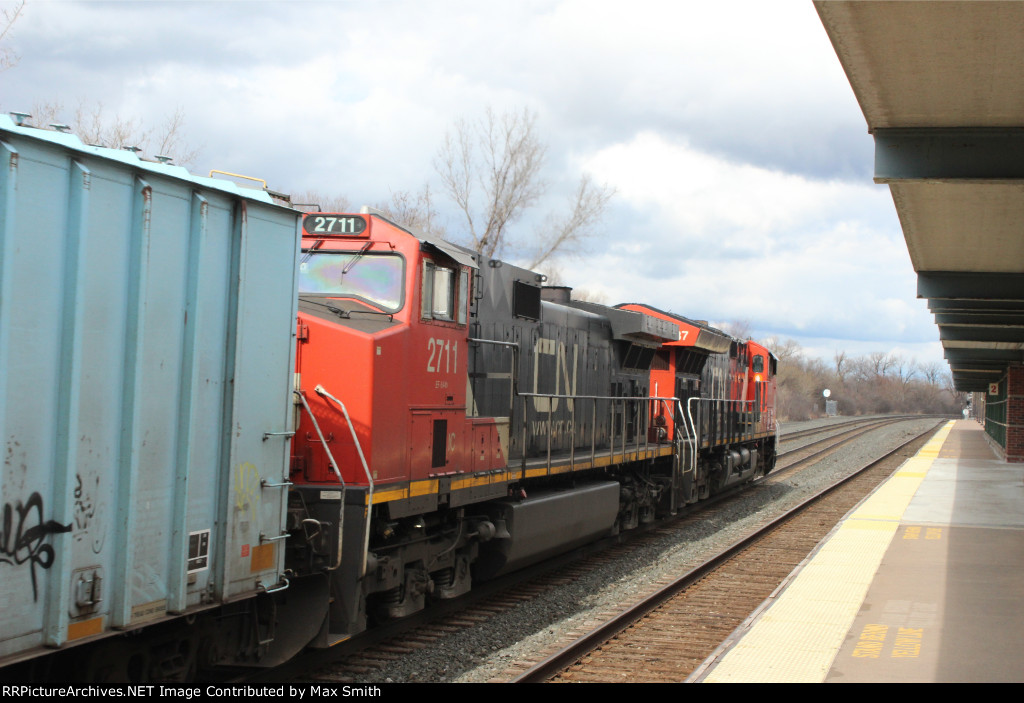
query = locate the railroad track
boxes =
[778,414,945,448]
[773,416,928,474]
[255,415,942,684]
[507,420,943,683]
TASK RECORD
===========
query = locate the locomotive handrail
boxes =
[659,398,696,474]
[517,392,679,474]
[517,391,672,401]
[294,390,345,485]
[467,337,519,348]
[671,400,692,453]
[315,384,375,579]
[256,576,290,596]
[676,400,697,479]
[262,430,296,441]
[657,397,689,514]
[686,396,758,449]
[686,397,699,475]
[294,389,346,571]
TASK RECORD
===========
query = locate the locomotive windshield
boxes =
[298,252,405,312]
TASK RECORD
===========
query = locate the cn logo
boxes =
[532,338,578,412]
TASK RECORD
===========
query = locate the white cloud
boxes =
[584,131,861,241]
[0,1,947,369]
[563,132,935,357]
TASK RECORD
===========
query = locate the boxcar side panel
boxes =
[0,116,300,661]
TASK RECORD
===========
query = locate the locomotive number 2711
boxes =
[427,338,457,374]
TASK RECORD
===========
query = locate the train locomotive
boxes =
[286,210,778,643]
[0,117,776,680]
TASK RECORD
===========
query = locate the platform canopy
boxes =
[816,0,1024,392]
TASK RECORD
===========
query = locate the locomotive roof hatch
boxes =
[694,328,734,355]
[615,303,733,354]
[568,300,680,348]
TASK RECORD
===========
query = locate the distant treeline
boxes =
[764,338,964,421]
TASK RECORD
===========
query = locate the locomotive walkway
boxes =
[690,419,1024,683]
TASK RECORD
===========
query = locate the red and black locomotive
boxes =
[284,210,778,645]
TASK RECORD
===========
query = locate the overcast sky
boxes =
[0,0,946,372]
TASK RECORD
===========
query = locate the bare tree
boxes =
[834,349,848,381]
[70,101,148,148]
[525,173,614,270]
[887,354,917,406]
[27,100,200,166]
[867,351,894,378]
[376,184,444,239]
[919,361,944,386]
[891,355,916,386]
[721,319,754,341]
[152,108,199,166]
[435,106,544,259]
[754,339,961,419]
[434,106,613,268]
[0,0,24,72]
[759,336,802,365]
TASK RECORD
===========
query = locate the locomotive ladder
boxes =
[666,398,697,515]
[314,384,377,579]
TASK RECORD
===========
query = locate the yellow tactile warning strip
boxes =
[698,421,955,683]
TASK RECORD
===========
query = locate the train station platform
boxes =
[690,419,1024,683]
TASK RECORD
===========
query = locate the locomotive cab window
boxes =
[422,261,469,325]
[752,355,764,374]
[298,251,405,313]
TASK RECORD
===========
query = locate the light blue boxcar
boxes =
[0,115,300,663]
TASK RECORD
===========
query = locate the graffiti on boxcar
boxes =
[234,462,260,527]
[73,473,106,554]
[0,492,73,601]
[73,474,95,531]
